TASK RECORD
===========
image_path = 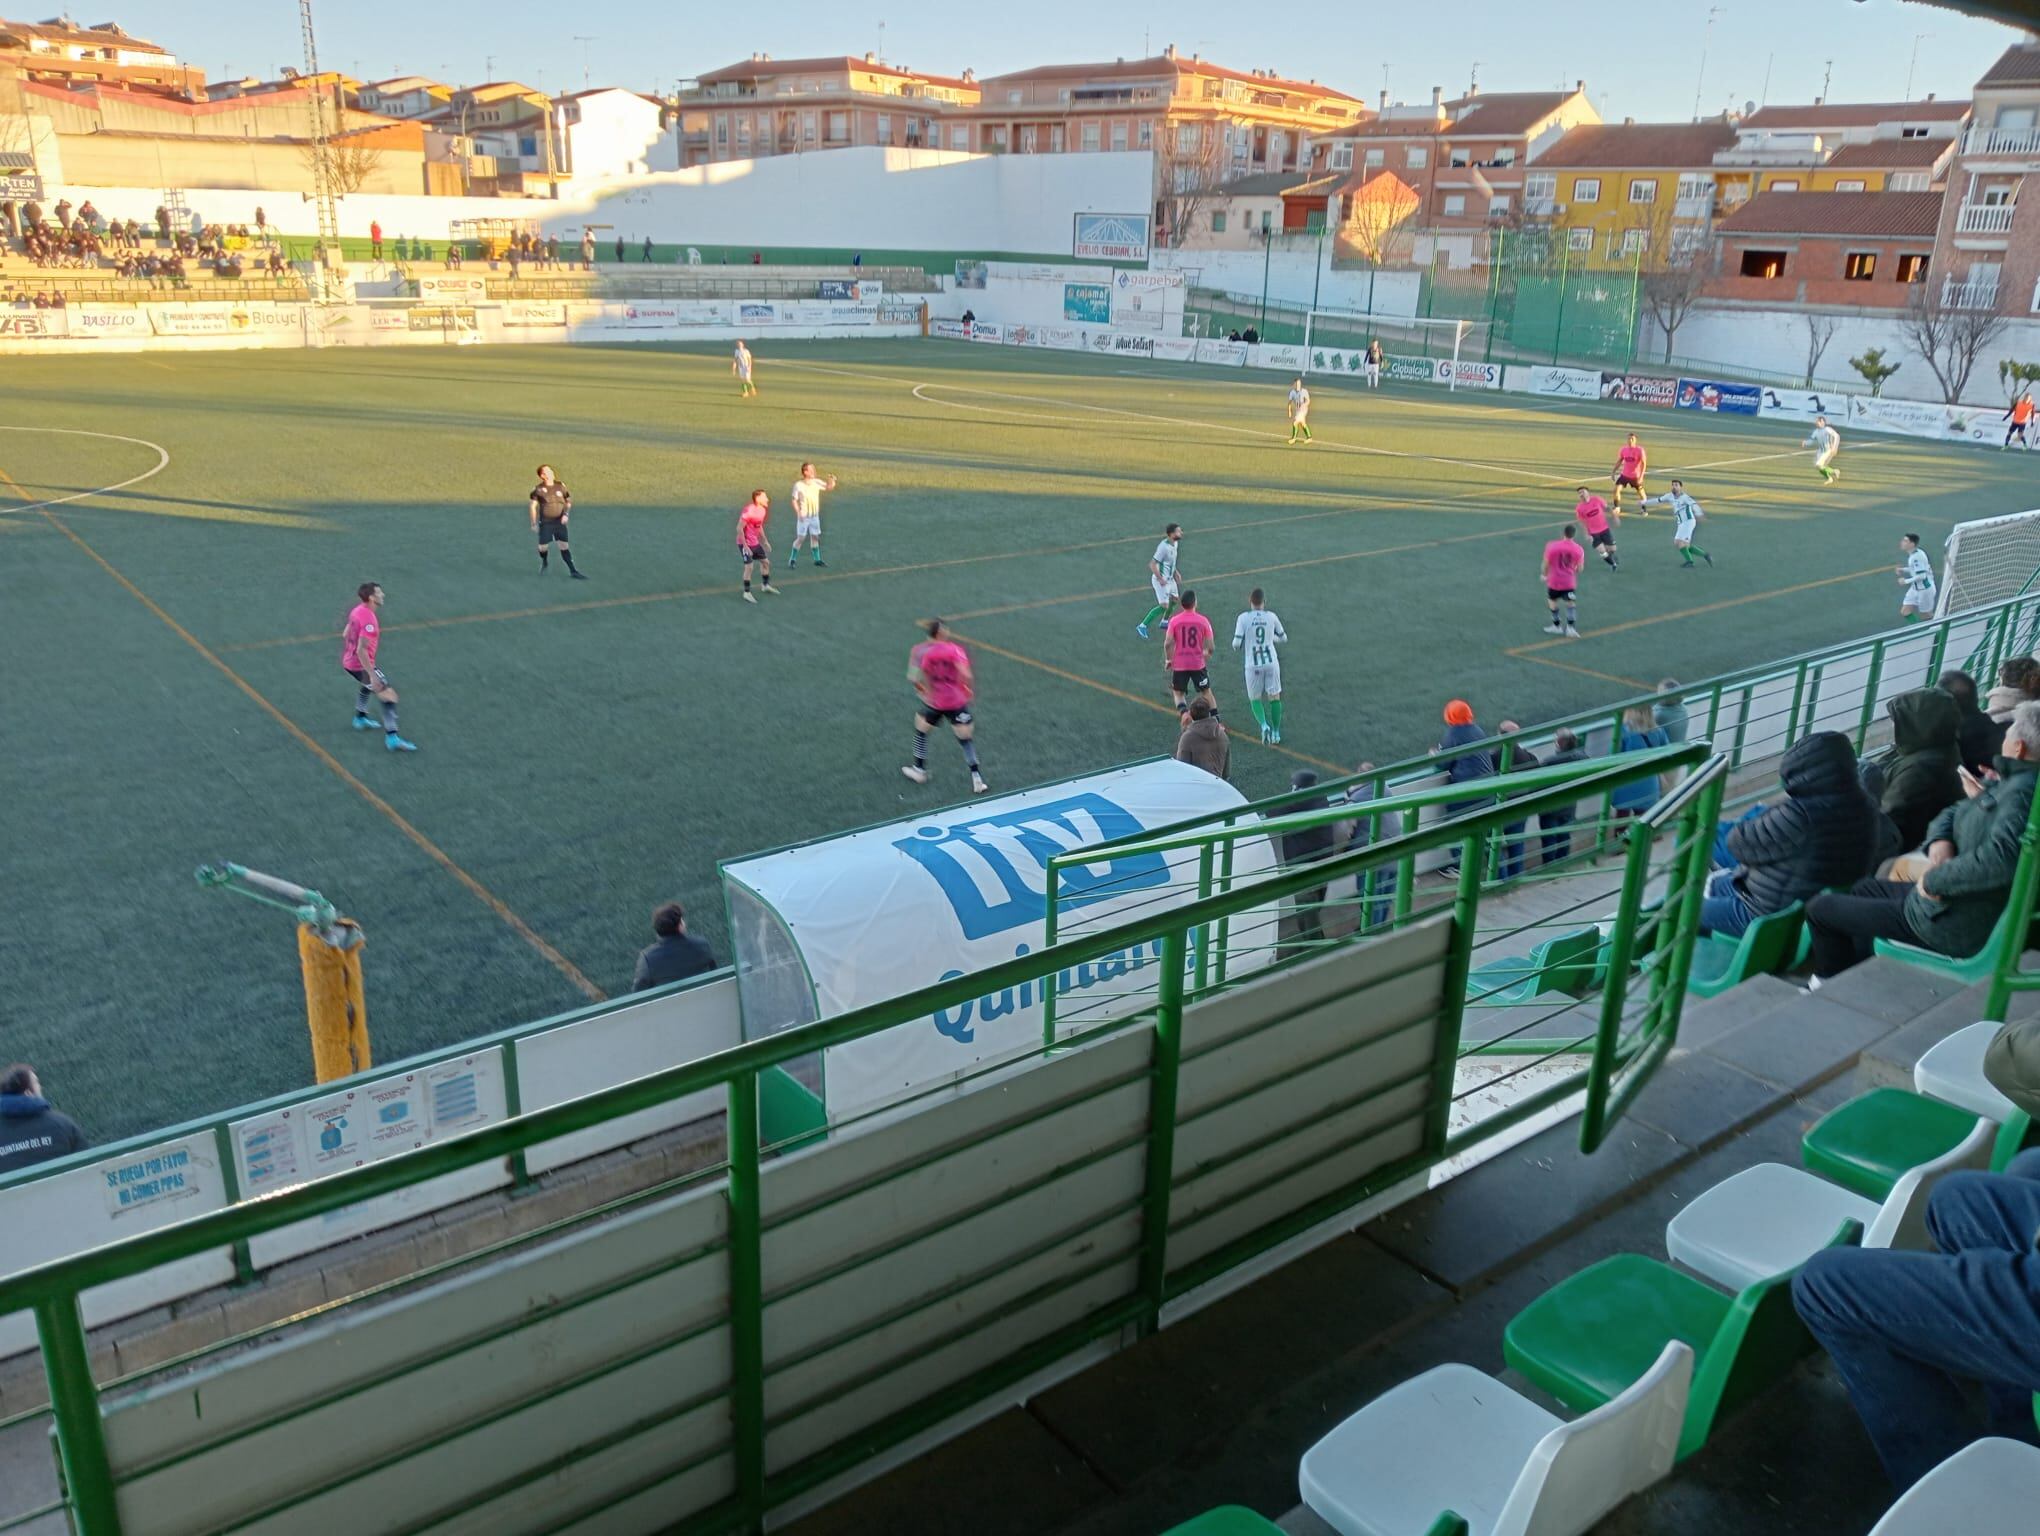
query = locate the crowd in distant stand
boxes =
[1,197,287,290]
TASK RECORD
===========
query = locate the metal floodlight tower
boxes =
[299,0,341,293]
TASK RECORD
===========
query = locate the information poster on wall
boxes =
[1063,283,1111,323]
[1072,212,1151,261]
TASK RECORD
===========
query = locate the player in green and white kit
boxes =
[1641,479,1712,568]
[1136,522,1183,639]
[1897,533,1936,623]
[1806,414,1841,484]
[1287,378,1312,444]
[1232,588,1289,742]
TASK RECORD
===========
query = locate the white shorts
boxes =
[1902,586,1936,613]
[1364,362,1380,383]
[1152,576,1179,606]
[1815,448,1837,468]
[1673,524,1699,545]
[795,515,821,538]
[1244,663,1282,700]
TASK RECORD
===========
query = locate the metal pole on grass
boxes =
[1259,228,1273,330]
[196,861,370,1082]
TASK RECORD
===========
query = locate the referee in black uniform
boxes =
[529,464,586,578]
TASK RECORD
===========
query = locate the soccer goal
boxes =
[1302,310,1491,388]
[1935,508,2040,621]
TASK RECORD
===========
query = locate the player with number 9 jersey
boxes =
[1232,588,1288,742]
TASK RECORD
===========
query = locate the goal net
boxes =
[1302,310,1491,383]
[1935,508,2040,621]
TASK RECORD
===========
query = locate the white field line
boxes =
[0,426,172,514]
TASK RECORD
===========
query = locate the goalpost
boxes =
[1935,508,2040,621]
[1301,310,1491,389]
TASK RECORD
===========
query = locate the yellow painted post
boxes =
[298,919,370,1082]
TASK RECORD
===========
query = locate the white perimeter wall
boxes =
[1153,247,1422,320]
[45,148,1156,259]
[1661,305,2040,407]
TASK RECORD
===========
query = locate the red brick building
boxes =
[1705,190,1943,309]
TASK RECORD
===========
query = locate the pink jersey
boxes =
[1543,539,1584,592]
[914,640,973,711]
[1615,444,1646,479]
[1574,495,1611,536]
[1166,610,1214,672]
[738,502,767,549]
[341,602,380,670]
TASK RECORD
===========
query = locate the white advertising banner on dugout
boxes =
[721,761,1278,1123]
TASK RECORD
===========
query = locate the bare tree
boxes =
[1801,312,1839,388]
[298,135,386,197]
[1155,121,1232,247]
[1899,281,2011,403]
[1334,172,1421,268]
[1629,203,1708,365]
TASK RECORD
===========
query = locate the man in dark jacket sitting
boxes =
[0,1064,88,1173]
[1940,669,2005,776]
[1876,687,1963,853]
[1807,701,2040,979]
[631,901,718,991]
[1702,732,1881,938]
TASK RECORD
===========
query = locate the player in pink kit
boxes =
[1164,589,1218,720]
[1542,525,1585,637]
[737,490,778,604]
[1574,484,1620,571]
[341,581,417,751]
[903,619,988,794]
[1611,432,1648,514]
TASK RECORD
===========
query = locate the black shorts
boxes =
[740,543,767,564]
[346,665,389,691]
[917,703,974,727]
[1172,668,1212,696]
[1590,529,1616,548]
[1614,474,1642,491]
[536,518,568,546]
[1547,586,1577,604]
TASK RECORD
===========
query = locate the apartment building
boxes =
[1930,42,2040,317]
[1309,85,1598,231]
[1709,98,1967,209]
[676,54,979,165]
[1532,120,1742,267]
[0,16,197,94]
[1706,190,1942,309]
[357,77,455,120]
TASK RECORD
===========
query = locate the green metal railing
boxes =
[0,748,1721,1536]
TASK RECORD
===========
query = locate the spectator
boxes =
[642,235,655,262]
[1611,704,1668,816]
[1877,687,1963,853]
[370,219,383,259]
[0,1064,89,1173]
[1940,669,2005,775]
[447,243,464,269]
[852,251,863,268]
[546,232,560,268]
[632,902,717,991]
[1806,699,2040,980]
[1278,770,1336,957]
[1241,325,1260,345]
[508,242,521,278]
[74,198,96,231]
[1653,679,1689,743]
[1340,762,1395,930]
[53,197,71,229]
[1495,720,1540,880]
[1700,731,1881,938]
[1538,728,1588,865]
[1173,697,1230,779]
[1792,1031,2040,1492]
[1985,655,2040,725]
[1434,699,1495,818]
[580,229,596,269]
[254,205,266,232]
[614,234,625,264]
[959,308,976,327]
[751,250,762,264]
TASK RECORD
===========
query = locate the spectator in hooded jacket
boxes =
[1940,669,2005,776]
[1278,770,1337,956]
[1538,728,1589,865]
[1701,732,1881,937]
[0,1065,88,1173]
[1434,699,1495,819]
[1878,687,1964,853]
[1173,698,1230,779]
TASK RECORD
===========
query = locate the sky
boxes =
[113,1,2026,123]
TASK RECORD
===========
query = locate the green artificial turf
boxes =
[3,337,2029,1140]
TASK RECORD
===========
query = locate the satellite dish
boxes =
[1745,99,1757,115]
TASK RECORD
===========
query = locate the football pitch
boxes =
[7,337,2032,1140]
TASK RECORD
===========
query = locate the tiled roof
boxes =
[1742,99,1969,129]
[981,53,1363,103]
[1979,45,2040,88]
[698,56,964,86]
[1215,170,1313,196]
[1822,138,1951,169]
[1717,189,1944,239]
[1324,89,1580,140]
[1534,120,1739,169]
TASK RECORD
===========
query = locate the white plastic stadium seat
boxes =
[1867,1437,2040,1534]
[1298,1341,1691,1536]
[1914,1021,2019,1123]
[1664,1117,1998,1293]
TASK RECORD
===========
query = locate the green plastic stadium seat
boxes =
[1687,903,1805,999]
[1801,1088,1992,1203]
[1502,1222,1859,1462]
[1466,926,1600,1007]
[1872,901,2023,985]
[1157,1507,1292,1536]
[1590,899,1664,991]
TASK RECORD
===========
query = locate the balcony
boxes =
[1956,202,2017,234]
[1964,124,2040,157]
[1943,276,2002,310]
[1673,197,1715,219]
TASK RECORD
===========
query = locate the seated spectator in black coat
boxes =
[1940,669,2005,776]
[1700,732,1881,937]
[0,1064,88,1173]
[632,902,717,991]
[1878,687,1963,853]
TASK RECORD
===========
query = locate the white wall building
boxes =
[554,88,676,180]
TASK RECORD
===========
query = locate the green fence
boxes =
[0,746,1718,1536]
